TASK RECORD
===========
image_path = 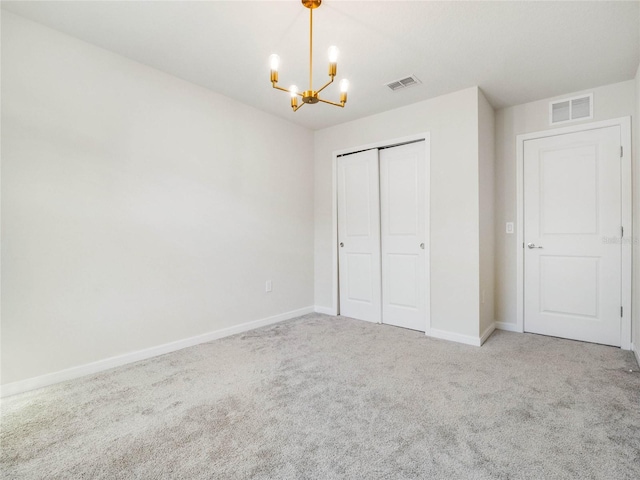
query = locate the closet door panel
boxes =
[380,142,427,331]
[337,150,382,323]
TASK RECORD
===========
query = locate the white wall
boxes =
[495,80,636,329]
[478,90,495,336]
[634,63,640,359]
[314,87,483,338]
[1,12,315,385]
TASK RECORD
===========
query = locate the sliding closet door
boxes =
[337,150,382,323]
[379,142,427,331]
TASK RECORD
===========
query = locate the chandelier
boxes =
[269,0,349,112]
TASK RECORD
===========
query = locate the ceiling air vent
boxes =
[385,75,421,92]
[550,93,593,125]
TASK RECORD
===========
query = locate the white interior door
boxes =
[380,142,427,331]
[337,149,382,323]
[524,126,622,346]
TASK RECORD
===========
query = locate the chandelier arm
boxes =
[317,97,345,108]
[292,101,306,112]
[315,76,334,95]
[272,83,295,95]
[273,83,304,97]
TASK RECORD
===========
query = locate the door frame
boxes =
[515,116,632,349]
[330,132,431,332]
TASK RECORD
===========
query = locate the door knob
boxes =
[420,243,425,249]
[339,242,344,247]
[527,243,543,249]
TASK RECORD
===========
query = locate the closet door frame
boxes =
[330,133,431,333]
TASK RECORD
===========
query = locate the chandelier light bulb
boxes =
[328,46,339,63]
[290,85,299,97]
[269,54,280,71]
[340,79,350,93]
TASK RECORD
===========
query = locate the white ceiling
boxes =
[3,0,639,130]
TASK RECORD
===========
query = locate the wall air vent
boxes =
[385,75,421,92]
[550,93,593,125]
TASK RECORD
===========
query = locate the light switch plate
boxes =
[506,222,514,234]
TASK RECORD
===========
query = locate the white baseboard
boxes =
[314,305,337,316]
[427,322,495,347]
[632,343,640,368]
[0,306,314,398]
[427,328,483,347]
[495,321,521,333]
[480,322,496,346]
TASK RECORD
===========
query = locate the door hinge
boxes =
[620,146,623,158]
[621,226,624,238]
[621,306,623,317]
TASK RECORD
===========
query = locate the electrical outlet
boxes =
[506,222,514,234]
[265,280,272,293]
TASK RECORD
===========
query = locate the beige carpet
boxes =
[1,313,639,479]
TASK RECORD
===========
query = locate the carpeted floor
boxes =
[1,313,639,479]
